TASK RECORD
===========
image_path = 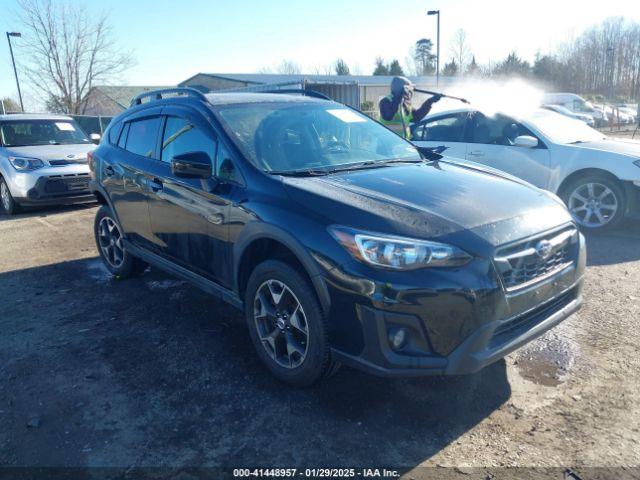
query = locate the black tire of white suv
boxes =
[0,177,21,215]
[94,205,148,278]
[561,173,626,232]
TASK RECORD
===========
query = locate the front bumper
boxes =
[332,282,582,377]
[13,173,94,206]
[3,164,94,207]
[323,230,586,377]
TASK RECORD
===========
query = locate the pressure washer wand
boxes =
[414,88,470,104]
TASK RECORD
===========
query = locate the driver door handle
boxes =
[468,150,485,157]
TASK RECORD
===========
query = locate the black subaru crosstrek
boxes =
[89,88,586,386]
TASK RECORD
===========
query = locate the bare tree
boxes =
[310,63,333,75]
[276,60,302,75]
[449,29,472,75]
[17,0,134,114]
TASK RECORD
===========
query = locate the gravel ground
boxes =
[0,205,639,479]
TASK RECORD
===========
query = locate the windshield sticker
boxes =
[55,122,76,131]
[327,109,366,123]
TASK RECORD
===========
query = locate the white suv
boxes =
[0,114,99,215]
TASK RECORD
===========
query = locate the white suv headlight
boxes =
[329,226,472,270]
[8,156,45,171]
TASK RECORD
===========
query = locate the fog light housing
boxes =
[388,327,407,351]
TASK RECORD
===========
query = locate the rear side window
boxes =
[125,117,161,158]
[117,123,129,149]
[108,121,123,145]
[161,116,216,163]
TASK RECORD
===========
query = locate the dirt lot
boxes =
[0,205,639,479]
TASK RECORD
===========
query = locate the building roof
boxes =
[90,85,173,108]
[181,73,452,88]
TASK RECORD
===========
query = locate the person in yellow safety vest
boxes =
[379,76,442,139]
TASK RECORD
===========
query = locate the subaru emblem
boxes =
[66,154,75,159]
[535,239,553,260]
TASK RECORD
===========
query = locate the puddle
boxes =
[514,331,578,386]
[147,279,187,290]
[85,259,112,284]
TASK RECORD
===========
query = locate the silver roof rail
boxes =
[130,87,207,107]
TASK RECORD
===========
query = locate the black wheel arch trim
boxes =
[233,222,333,313]
[89,180,123,226]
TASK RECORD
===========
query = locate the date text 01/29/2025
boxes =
[232,468,400,478]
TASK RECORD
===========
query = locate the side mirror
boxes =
[171,151,212,179]
[514,135,538,148]
[90,133,101,145]
[416,145,447,159]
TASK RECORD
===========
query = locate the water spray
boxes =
[414,88,470,104]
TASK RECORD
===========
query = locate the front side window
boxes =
[161,116,216,163]
[413,113,468,142]
[0,119,90,147]
[125,117,161,158]
[470,114,536,146]
[216,103,419,173]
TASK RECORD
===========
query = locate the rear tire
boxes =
[244,260,339,386]
[0,177,21,215]
[561,174,625,231]
[94,205,148,278]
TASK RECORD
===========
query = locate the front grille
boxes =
[43,173,90,194]
[489,287,576,348]
[49,158,87,166]
[494,226,578,291]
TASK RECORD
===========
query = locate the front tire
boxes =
[94,205,148,278]
[0,177,21,215]
[244,260,338,386]
[561,174,625,231]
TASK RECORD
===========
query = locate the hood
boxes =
[2,144,94,165]
[283,161,572,248]
[573,138,640,158]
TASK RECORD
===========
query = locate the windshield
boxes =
[216,103,420,173]
[0,119,91,147]
[527,110,606,144]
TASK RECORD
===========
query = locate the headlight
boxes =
[8,156,45,171]
[329,226,471,270]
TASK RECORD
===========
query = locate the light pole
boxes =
[6,32,24,112]
[427,10,440,87]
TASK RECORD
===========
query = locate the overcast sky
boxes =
[1,0,639,108]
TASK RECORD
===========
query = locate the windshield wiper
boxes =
[325,158,426,173]
[378,158,427,165]
[268,169,330,177]
[269,158,426,177]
